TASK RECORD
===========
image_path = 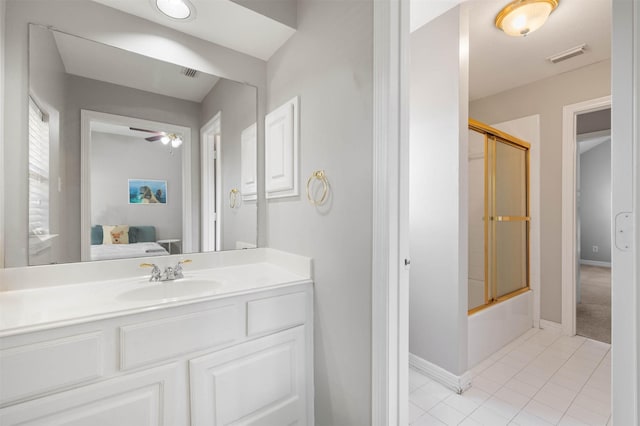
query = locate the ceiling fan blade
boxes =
[130,127,160,134]
[146,135,164,142]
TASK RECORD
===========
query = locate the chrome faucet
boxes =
[140,263,162,282]
[140,259,192,282]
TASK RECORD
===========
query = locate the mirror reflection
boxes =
[21,24,257,267]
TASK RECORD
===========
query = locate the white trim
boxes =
[539,319,563,332]
[200,112,222,252]
[579,259,612,268]
[561,96,611,336]
[409,353,472,394]
[372,0,409,423]
[80,110,192,260]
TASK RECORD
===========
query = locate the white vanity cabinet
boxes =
[0,282,313,426]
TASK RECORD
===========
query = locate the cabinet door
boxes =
[0,364,179,426]
[190,326,307,426]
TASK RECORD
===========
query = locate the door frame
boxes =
[80,110,193,260]
[561,96,611,336]
[200,112,221,252]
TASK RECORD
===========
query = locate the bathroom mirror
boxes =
[6,24,258,267]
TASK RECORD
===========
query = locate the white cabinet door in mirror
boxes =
[241,123,257,201]
[265,96,299,199]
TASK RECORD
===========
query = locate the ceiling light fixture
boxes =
[495,0,559,37]
[155,0,194,20]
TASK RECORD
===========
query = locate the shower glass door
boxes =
[468,119,530,314]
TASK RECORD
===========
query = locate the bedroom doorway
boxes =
[575,108,612,343]
[200,112,221,252]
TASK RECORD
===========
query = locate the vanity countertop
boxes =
[0,249,312,337]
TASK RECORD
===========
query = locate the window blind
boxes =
[28,96,51,255]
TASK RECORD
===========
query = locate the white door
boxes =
[201,113,221,252]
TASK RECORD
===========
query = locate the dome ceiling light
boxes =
[154,0,195,20]
[495,0,559,37]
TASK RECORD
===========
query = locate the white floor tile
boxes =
[510,410,555,426]
[479,361,520,385]
[410,368,431,391]
[522,400,564,425]
[493,386,530,410]
[559,415,592,426]
[443,393,481,416]
[533,382,578,413]
[410,387,446,412]
[503,377,541,398]
[468,405,511,426]
[472,375,503,395]
[411,412,447,426]
[409,402,427,424]
[428,402,466,426]
[459,417,483,426]
[481,395,521,420]
[566,402,610,426]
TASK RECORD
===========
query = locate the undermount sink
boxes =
[118,278,222,302]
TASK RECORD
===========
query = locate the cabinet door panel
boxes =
[0,332,103,405]
[190,327,306,425]
[0,364,178,426]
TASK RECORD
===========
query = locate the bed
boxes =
[90,225,169,261]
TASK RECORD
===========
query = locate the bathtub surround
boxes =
[469,60,611,324]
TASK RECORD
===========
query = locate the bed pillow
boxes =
[91,225,103,245]
[131,226,156,243]
[102,225,130,245]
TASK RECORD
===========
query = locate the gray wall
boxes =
[0,0,5,266]
[579,140,612,263]
[410,6,469,375]
[90,132,182,242]
[27,25,66,265]
[201,79,258,250]
[3,0,266,266]
[469,59,611,323]
[265,1,373,424]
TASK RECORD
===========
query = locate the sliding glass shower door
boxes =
[469,120,530,314]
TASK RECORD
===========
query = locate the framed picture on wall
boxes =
[128,179,167,204]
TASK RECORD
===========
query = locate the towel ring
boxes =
[229,188,240,209]
[306,170,329,205]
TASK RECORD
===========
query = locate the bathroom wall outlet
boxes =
[592,245,599,253]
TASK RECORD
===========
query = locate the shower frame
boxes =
[468,119,531,315]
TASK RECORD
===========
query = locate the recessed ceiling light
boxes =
[495,0,559,37]
[154,0,195,20]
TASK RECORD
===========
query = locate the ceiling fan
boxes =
[130,127,183,147]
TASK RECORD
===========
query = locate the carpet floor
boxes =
[576,264,611,343]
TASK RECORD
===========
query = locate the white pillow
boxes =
[102,225,129,245]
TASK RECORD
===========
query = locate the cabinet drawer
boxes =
[0,332,103,405]
[120,304,242,370]
[247,292,307,336]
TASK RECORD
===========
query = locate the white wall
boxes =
[409,6,469,375]
[90,132,182,241]
[579,140,612,264]
[265,2,373,424]
[469,60,611,323]
[201,79,257,250]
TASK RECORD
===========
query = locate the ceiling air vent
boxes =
[182,67,198,78]
[547,44,587,64]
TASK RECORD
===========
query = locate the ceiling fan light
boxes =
[171,136,183,148]
[160,135,171,145]
[155,0,192,20]
[496,0,559,37]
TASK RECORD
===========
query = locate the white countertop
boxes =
[0,249,312,337]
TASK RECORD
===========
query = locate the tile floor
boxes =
[409,328,611,426]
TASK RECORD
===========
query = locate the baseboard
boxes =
[539,319,562,332]
[409,353,472,394]
[580,259,611,268]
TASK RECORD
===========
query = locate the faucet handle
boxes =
[140,263,162,282]
[177,259,192,266]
